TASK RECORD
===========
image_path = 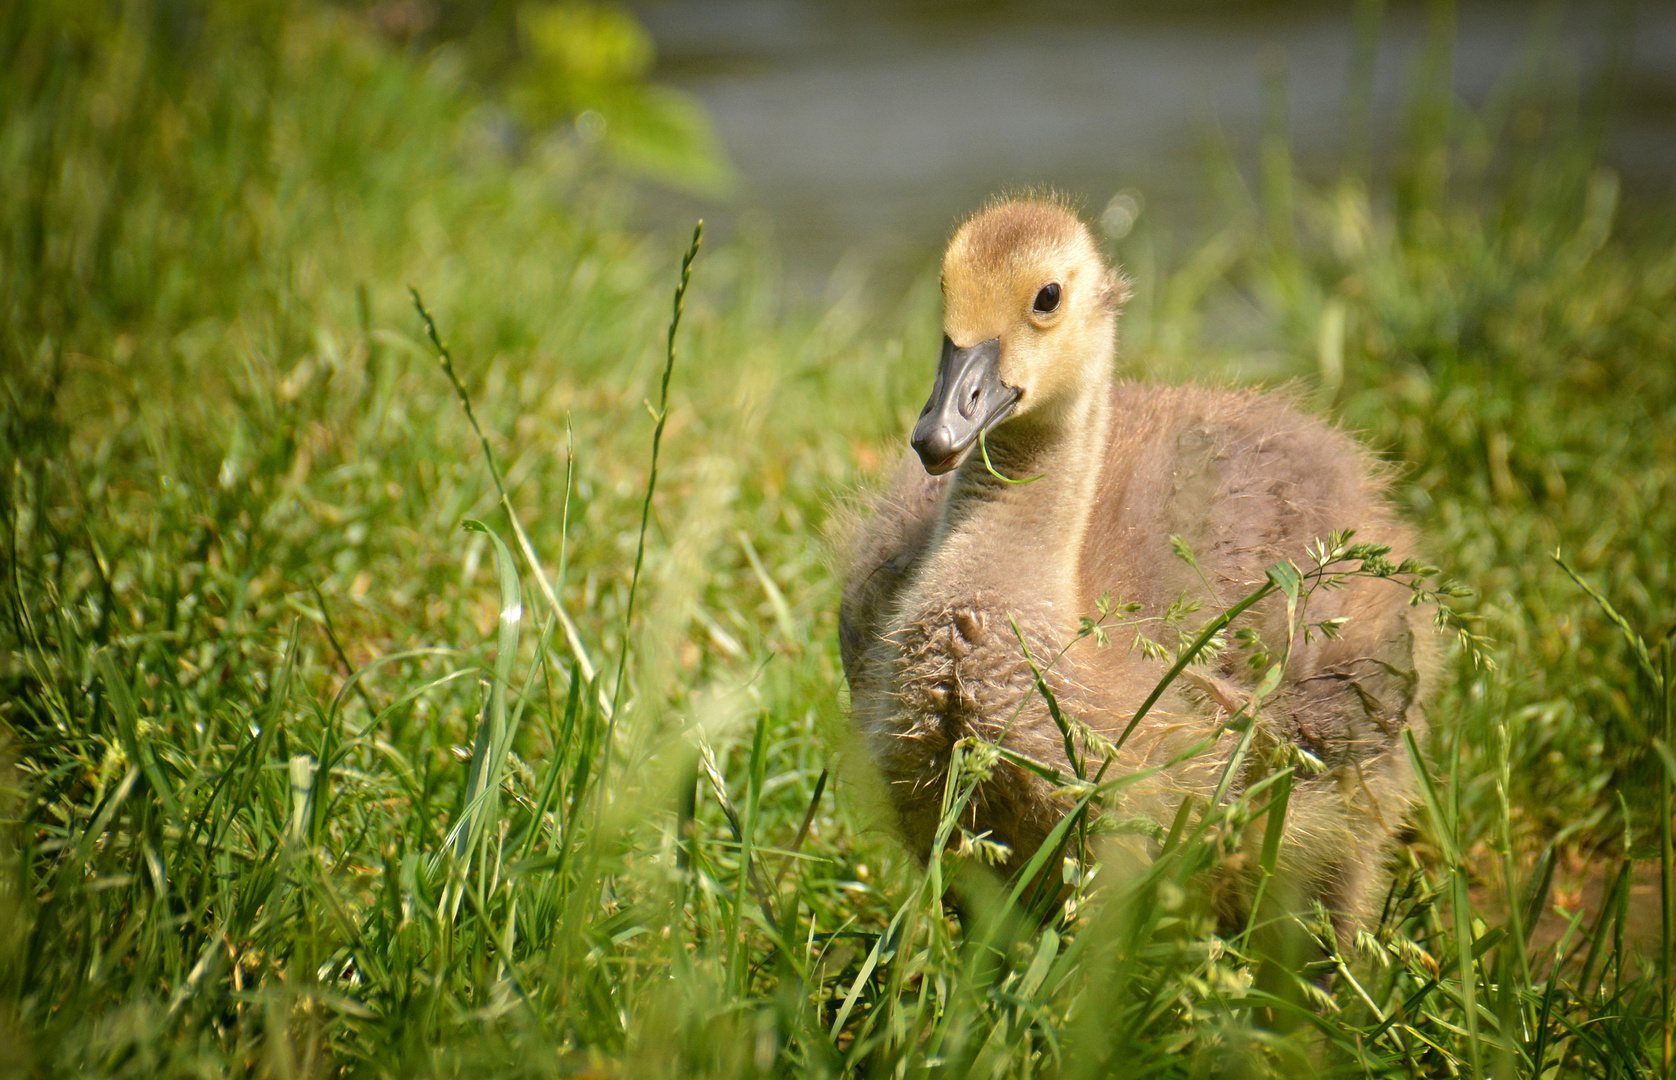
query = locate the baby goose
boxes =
[840,197,1436,944]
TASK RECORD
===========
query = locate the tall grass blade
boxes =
[599,221,703,803]
[411,286,597,684]
[739,531,797,647]
[1553,550,1662,687]
[95,649,181,822]
[440,519,523,868]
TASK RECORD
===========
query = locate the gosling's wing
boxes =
[1082,384,1437,757]
[838,447,950,687]
[1176,389,1435,766]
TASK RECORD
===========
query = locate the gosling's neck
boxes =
[920,366,1113,633]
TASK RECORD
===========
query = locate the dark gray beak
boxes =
[910,335,1019,474]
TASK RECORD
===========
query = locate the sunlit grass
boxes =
[3,1,1673,1076]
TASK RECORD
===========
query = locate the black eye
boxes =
[1033,283,1061,313]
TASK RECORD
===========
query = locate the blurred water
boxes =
[634,1,1676,288]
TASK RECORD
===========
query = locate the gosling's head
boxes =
[911,198,1127,475]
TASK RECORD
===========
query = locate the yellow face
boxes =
[911,200,1123,474]
[940,200,1121,424]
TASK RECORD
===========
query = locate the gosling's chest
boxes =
[885,595,1061,741]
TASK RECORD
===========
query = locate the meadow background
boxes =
[2,1,1674,1076]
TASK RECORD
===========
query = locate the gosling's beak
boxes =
[911,335,1019,475]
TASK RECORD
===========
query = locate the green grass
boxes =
[3,1,1674,1076]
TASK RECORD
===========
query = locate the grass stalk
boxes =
[411,287,597,685]
[597,221,703,815]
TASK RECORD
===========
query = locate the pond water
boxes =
[633,0,1676,288]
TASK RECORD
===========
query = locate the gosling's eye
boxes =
[1033,283,1061,313]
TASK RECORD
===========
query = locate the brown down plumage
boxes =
[837,196,1438,948]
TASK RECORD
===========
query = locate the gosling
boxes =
[839,197,1437,946]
